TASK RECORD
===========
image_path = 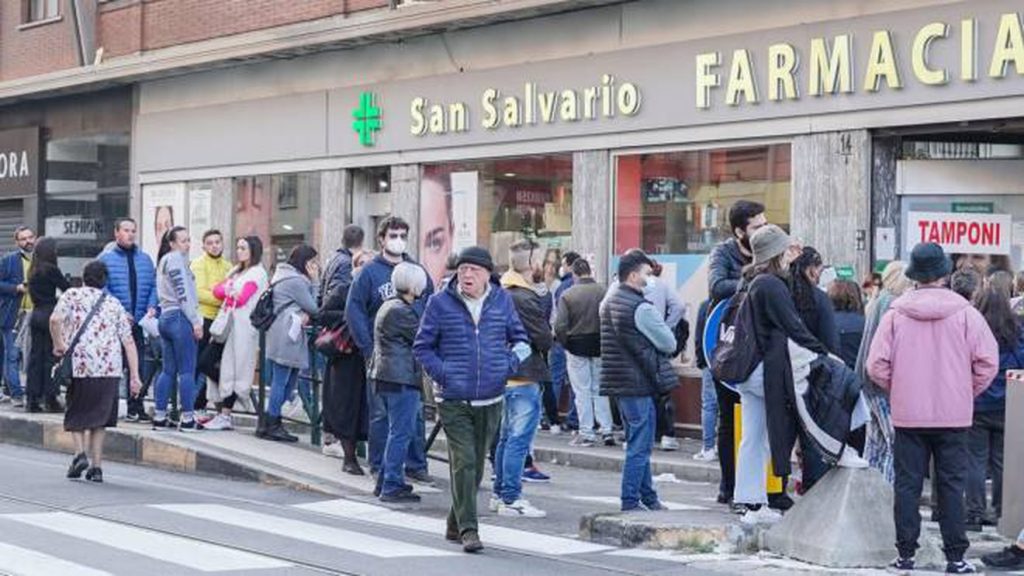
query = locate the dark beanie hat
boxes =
[456,246,494,272]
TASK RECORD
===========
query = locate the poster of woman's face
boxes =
[419,176,454,288]
[154,205,174,248]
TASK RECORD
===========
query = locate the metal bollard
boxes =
[1001,370,1024,539]
[257,330,267,433]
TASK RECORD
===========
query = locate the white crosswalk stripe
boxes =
[294,498,614,556]
[153,503,457,558]
[2,512,290,572]
[0,542,113,576]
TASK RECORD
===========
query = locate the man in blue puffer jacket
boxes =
[99,218,158,421]
[414,246,530,554]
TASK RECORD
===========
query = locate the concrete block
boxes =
[194,451,261,482]
[764,467,895,568]
[580,511,732,552]
[104,430,141,463]
[42,422,76,453]
[0,415,43,447]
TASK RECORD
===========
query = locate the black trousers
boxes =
[894,428,970,562]
[26,308,57,404]
[656,393,677,439]
[127,324,151,415]
[966,410,1004,519]
[540,381,561,426]
[193,317,214,411]
[715,379,740,499]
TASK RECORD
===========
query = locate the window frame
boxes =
[22,0,60,26]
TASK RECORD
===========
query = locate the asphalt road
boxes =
[0,442,731,576]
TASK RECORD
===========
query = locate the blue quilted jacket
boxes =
[414,277,529,402]
[99,244,157,323]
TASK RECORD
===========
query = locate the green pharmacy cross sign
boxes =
[352,91,382,147]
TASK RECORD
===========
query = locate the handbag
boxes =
[198,340,225,382]
[52,293,108,390]
[209,307,233,343]
[314,323,355,358]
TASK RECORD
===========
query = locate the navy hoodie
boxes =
[345,254,434,359]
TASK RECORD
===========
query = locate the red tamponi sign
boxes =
[907,212,1011,255]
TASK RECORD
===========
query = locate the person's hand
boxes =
[129,375,142,396]
[193,324,204,340]
[146,308,157,318]
[52,343,67,358]
[15,283,26,294]
[300,313,310,326]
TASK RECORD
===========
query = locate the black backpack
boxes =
[710,283,762,384]
[250,284,277,332]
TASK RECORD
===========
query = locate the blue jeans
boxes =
[2,328,23,398]
[368,381,427,474]
[155,311,198,418]
[493,383,542,504]
[378,386,422,496]
[618,396,659,510]
[268,360,298,418]
[549,344,578,427]
[700,368,719,451]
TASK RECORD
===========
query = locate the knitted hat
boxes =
[750,224,792,265]
[905,242,951,284]
[456,246,494,272]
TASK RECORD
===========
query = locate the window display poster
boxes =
[450,171,478,254]
[188,186,213,259]
[141,182,186,257]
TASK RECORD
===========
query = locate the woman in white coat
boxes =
[203,236,268,430]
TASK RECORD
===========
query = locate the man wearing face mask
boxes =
[600,249,678,511]
[346,216,435,487]
[0,226,36,407]
[707,200,766,510]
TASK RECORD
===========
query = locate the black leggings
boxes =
[26,309,57,404]
[715,379,740,499]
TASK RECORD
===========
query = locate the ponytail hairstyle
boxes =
[158,226,187,263]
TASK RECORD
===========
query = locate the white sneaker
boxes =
[498,499,547,518]
[837,448,869,469]
[740,506,783,526]
[283,399,309,423]
[692,447,718,462]
[0,392,9,404]
[201,413,234,431]
[322,441,345,458]
[660,437,681,451]
[488,495,502,513]
[569,434,596,447]
[549,424,562,436]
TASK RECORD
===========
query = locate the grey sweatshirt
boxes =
[158,251,201,327]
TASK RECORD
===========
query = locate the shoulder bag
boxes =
[52,293,108,390]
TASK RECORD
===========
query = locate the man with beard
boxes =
[346,217,435,488]
[0,226,36,407]
[190,229,232,415]
[707,200,766,510]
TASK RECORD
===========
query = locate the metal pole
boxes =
[308,328,321,447]
[257,330,267,433]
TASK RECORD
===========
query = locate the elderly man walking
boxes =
[414,246,530,554]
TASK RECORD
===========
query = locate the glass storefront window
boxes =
[420,154,573,287]
[234,172,322,266]
[44,133,130,277]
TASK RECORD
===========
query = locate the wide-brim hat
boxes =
[905,242,951,283]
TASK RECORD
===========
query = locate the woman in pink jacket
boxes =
[867,242,999,575]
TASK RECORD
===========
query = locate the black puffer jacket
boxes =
[502,271,553,383]
[708,238,750,304]
[368,297,421,388]
[599,284,678,397]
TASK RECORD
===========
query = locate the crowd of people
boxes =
[0,205,1021,569]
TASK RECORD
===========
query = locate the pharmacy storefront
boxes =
[134,0,1024,428]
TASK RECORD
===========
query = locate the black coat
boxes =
[506,284,553,383]
[708,239,750,304]
[368,297,421,388]
[747,273,828,477]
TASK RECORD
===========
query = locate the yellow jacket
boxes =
[190,253,233,321]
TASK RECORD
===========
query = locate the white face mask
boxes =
[644,275,657,289]
[385,238,407,256]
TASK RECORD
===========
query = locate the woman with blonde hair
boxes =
[855,260,913,484]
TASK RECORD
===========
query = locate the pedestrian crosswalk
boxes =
[0,497,616,575]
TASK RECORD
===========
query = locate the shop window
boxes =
[26,0,59,22]
[234,172,322,266]
[44,133,130,277]
[420,154,573,288]
[614,145,791,256]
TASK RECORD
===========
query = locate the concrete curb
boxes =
[0,411,346,496]
[430,436,721,484]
